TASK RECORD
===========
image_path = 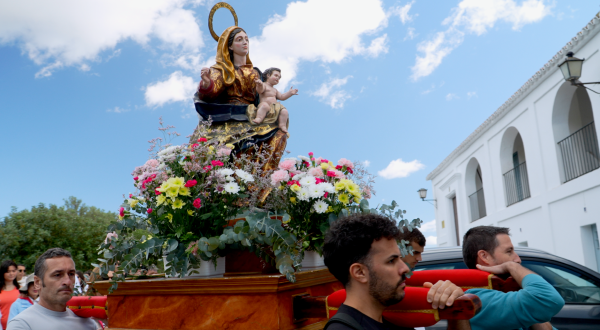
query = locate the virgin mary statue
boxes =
[191,25,288,171]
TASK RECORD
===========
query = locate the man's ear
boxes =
[348,263,369,285]
[476,250,492,266]
[33,275,42,291]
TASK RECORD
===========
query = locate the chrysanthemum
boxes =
[167,177,185,187]
[235,170,254,182]
[224,182,240,194]
[338,193,350,204]
[172,199,185,209]
[156,195,167,206]
[178,186,191,196]
[218,168,234,176]
[166,186,179,198]
[347,183,360,194]
[309,185,324,199]
[334,181,346,192]
[313,200,328,214]
[298,155,311,162]
[297,188,311,201]
[299,176,316,186]
[320,183,335,193]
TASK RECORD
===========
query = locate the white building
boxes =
[426,12,600,272]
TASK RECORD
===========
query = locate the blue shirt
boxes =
[466,274,565,330]
[7,298,34,323]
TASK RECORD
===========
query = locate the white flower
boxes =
[309,185,324,199]
[299,176,316,186]
[298,155,311,162]
[224,182,240,194]
[297,188,311,201]
[218,168,234,176]
[293,172,306,180]
[319,183,335,194]
[284,157,298,162]
[226,175,234,182]
[235,169,254,182]
[313,200,328,214]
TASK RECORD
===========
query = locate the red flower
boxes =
[133,176,139,181]
[198,137,208,143]
[323,192,329,198]
[211,160,224,167]
[119,207,125,217]
[149,174,157,179]
[347,168,354,174]
[308,152,314,156]
[203,165,212,172]
[141,182,146,189]
[315,178,325,184]
[185,180,197,187]
[326,171,336,177]
[287,180,300,186]
[193,198,202,209]
[191,143,199,149]
[303,162,311,167]
[155,189,161,195]
[336,165,343,170]
[129,194,133,198]
[321,159,329,164]
[147,208,153,214]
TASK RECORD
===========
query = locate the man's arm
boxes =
[447,320,471,330]
[477,261,533,287]
[530,322,553,330]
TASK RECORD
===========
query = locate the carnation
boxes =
[298,155,311,162]
[279,159,296,171]
[145,159,159,168]
[308,167,324,178]
[333,170,346,179]
[271,170,290,185]
[337,158,354,169]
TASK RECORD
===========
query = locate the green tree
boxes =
[0,197,116,271]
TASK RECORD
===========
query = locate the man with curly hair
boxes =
[323,214,470,330]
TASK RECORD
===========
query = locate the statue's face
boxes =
[267,71,281,85]
[229,31,249,57]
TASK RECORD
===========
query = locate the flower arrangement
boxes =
[267,153,373,254]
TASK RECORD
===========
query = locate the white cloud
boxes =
[107,106,130,113]
[145,71,197,107]
[0,0,204,77]
[411,0,551,80]
[404,27,417,41]
[249,0,390,90]
[391,1,415,24]
[79,64,91,72]
[363,160,371,167]
[312,76,353,109]
[467,91,478,99]
[426,235,438,245]
[378,159,425,179]
[446,93,459,101]
[420,220,436,233]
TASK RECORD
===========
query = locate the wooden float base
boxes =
[94,267,342,330]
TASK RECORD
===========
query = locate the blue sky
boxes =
[1,0,598,245]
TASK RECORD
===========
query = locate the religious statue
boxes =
[253,68,298,133]
[191,3,289,172]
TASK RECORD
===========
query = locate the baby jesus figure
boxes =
[253,67,299,133]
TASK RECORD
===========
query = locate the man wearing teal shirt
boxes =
[462,226,564,330]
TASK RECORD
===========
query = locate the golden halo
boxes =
[208,2,239,42]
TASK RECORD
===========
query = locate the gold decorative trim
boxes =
[487,274,493,289]
[68,305,106,311]
[208,2,238,42]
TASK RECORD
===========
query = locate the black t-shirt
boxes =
[327,304,415,330]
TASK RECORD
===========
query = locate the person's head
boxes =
[262,67,281,85]
[399,227,426,270]
[324,214,409,307]
[19,274,38,299]
[227,28,248,63]
[462,226,520,269]
[0,260,19,291]
[17,264,26,280]
[34,248,76,308]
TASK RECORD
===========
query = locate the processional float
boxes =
[89,3,520,329]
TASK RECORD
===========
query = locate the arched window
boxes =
[465,158,487,221]
[553,84,600,183]
[500,127,531,206]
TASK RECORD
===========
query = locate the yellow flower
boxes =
[179,186,191,196]
[166,213,173,223]
[338,193,350,205]
[156,195,167,206]
[156,183,169,192]
[187,210,195,216]
[290,197,297,203]
[147,220,152,225]
[118,215,124,221]
[347,183,360,194]
[290,184,301,192]
[328,161,334,167]
[208,145,215,154]
[172,199,185,209]
[278,185,285,190]
[327,206,334,213]
[320,163,329,170]
[167,177,185,187]
[225,143,235,149]
[334,182,346,192]
[166,186,179,198]
[128,199,139,208]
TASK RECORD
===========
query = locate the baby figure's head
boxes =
[262,67,281,85]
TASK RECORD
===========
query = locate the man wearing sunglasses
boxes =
[16,265,27,290]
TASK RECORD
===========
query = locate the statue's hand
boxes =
[200,67,211,87]
[254,78,264,89]
[289,86,299,95]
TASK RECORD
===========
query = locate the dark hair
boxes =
[399,227,426,247]
[262,67,281,82]
[462,226,510,269]
[35,248,73,281]
[17,264,25,268]
[228,27,246,67]
[0,260,19,291]
[323,213,400,286]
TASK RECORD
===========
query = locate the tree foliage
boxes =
[0,197,116,271]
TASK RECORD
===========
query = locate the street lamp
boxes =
[558,52,600,92]
[417,188,436,202]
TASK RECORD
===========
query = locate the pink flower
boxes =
[133,176,139,181]
[217,148,232,157]
[278,160,296,171]
[320,159,329,164]
[119,207,125,217]
[145,159,159,168]
[185,180,197,188]
[193,198,202,209]
[315,178,326,184]
[191,143,199,149]
[308,167,324,178]
[211,160,224,167]
[311,158,315,161]
[203,165,213,172]
[326,170,336,177]
[287,180,300,186]
[338,158,354,169]
[105,231,118,244]
[289,172,295,178]
[188,241,199,256]
[129,193,133,198]
[363,188,372,200]
[323,192,329,198]
[303,162,311,168]
[308,152,314,156]
[271,170,290,185]
[147,208,153,214]
[334,170,346,179]
[155,189,161,195]
[198,137,208,143]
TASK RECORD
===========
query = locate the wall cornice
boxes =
[426,12,600,181]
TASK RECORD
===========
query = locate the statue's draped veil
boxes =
[212,26,253,87]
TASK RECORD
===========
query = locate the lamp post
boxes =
[417,188,436,206]
[558,52,600,92]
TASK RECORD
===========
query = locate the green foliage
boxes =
[0,197,116,271]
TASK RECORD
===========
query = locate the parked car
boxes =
[414,247,600,330]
